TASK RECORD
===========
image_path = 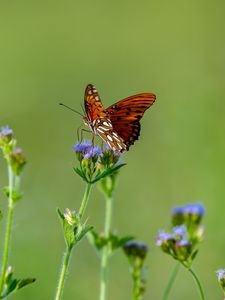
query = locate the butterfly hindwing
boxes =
[106,93,156,149]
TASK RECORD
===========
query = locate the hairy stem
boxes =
[55,246,72,300]
[100,194,113,300]
[55,183,92,300]
[0,165,14,295]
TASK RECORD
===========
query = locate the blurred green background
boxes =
[1,0,225,299]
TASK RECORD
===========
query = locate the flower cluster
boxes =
[73,140,125,184]
[0,127,27,176]
[156,203,205,267]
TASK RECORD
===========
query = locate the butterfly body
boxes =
[83,84,156,152]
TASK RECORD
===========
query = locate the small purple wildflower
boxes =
[123,241,148,259]
[172,225,187,238]
[0,127,13,136]
[176,239,190,247]
[156,231,173,247]
[172,203,205,217]
[83,146,101,159]
[73,140,102,160]
[0,126,13,145]
[73,140,92,153]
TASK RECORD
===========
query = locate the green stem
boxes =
[55,246,72,300]
[161,262,180,300]
[132,266,142,300]
[0,165,14,295]
[78,183,92,219]
[188,267,205,300]
[55,183,93,300]
[100,194,113,300]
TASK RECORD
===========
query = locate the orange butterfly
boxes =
[83,84,156,152]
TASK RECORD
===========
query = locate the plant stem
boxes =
[161,262,180,300]
[100,194,113,300]
[55,246,72,300]
[78,183,92,219]
[132,266,142,300]
[55,183,92,300]
[0,165,14,295]
[188,267,205,300]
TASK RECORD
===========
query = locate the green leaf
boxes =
[116,236,134,249]
[91,164,126,183]
[2,186,23,202]
[76,224,94,242]
[56,208,65,222]
[87,230,107,251]
[73,168,88,183]
[17,278,36,289]
[190,249,199,262]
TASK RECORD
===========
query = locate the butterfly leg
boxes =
[77,124,83,142]
[91,133,95,149]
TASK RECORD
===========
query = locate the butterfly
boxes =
[83,84,156,152]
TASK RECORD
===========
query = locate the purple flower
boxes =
[73,140,102,160]
[172,203,205,217]
[0,126,13,145]
[0,127,13,136]
[73,140,92,153]
[83,146,101,159]
[156,231,173,247]
[172,225,187,238]
[123,241,148,259]
[176,239,190,247]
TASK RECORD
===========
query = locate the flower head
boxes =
[172,225,187,239]
[123,241,148,260]
[156,231,174,247]
[172,203,205,226]
[9,148,27,175]
[73,140,102,163]
[64,208,79,226]
[0,127,13,147]
[216,269,225,293]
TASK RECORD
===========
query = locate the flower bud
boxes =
[216,269,225,293]
[9,148,26,175]
[0,127,13,147]
[64,208,79,226]
[123,241,148,260]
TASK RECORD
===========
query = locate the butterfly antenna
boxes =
[80,103,85,115]
[59,103,84,117]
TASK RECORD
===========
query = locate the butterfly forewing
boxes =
[84,84,127,152]
[84,84,107,122]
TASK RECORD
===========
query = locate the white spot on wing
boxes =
[97,128,105,134]
[103,121,112,127]
[95,96,99,100]
[98,126,109,131]
[117,143,123,150]
[107,135,113,142]
[88,90,92,95]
